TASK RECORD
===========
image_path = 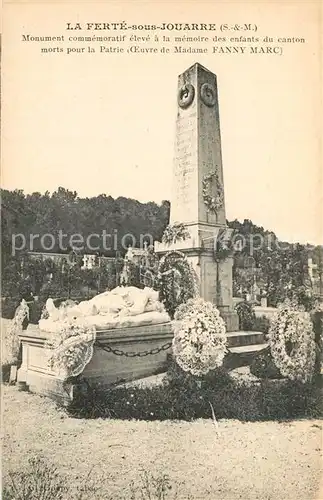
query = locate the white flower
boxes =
[172,298,227,376]
[268,300,316,383]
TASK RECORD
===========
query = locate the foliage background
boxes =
[2,187,322,311]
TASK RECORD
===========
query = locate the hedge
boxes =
[67,360,322,421]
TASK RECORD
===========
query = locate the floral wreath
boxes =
[162,222,190,245]
[6,299,29,364]
[45,320,96,380]
[268,299,316,383]
[202,169,224,214]
[157,250,199,318]
[172,298,227,376]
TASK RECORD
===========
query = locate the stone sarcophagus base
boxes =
[17,323,173,405]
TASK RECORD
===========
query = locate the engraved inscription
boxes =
[203,261,217,302]
[172,107,197,221]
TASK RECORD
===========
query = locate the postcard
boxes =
[2,1,322,499]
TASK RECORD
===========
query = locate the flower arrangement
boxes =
[202,169,224,214]
[157,251,199,318]
[172,298,227,376]
[5,299,29,364]
[161,223,190,245]
[45,320,96,379]
[268,299,316,383]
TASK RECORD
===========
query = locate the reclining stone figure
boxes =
[39,286,169,332]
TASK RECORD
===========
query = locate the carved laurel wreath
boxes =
[202,169,224,213]
[178,82,216,108]
[178,83,195,109]
[200,83,216,107]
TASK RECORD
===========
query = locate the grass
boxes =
[128,471,192,500]
[3,454,191,500]
[3,456,68,500]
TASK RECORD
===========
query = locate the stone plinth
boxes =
[16,321,268,403]
[17,323,173,405]
[155,240,238,331]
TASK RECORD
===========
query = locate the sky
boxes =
[1,1,322,245]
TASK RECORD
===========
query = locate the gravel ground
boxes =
[2,385,322,500]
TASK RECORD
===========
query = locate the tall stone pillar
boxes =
[155,63,239,332]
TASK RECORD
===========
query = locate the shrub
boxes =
[1,298,21,320]
[122,260,144,289]
[28,299,46,324]
[2,364,11,383]
[172,298,227,376]
[39,282,68,301]
[268,299,316,383]
[250,347,283,379]
[293,285,317,312]
[235,301,256,330]
[311,310,323,376]
[67,359,322,421]
[311,309,323,343]
[251,314,271,334]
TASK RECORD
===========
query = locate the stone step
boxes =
[228,343,268,355]
[225,343,268,370]
[226,331,265,348]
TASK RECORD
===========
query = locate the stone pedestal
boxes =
[17,323,174,405]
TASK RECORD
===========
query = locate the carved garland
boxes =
[202,169,224,213]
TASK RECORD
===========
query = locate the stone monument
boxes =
[155,62,239,332]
